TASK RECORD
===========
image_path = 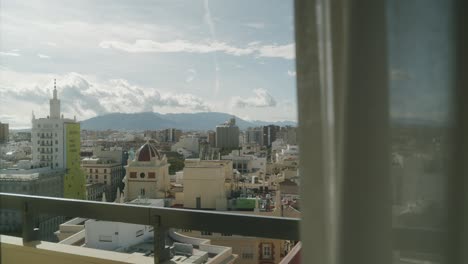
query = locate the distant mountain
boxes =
[80,112,297,131]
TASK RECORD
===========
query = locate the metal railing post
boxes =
[152,215,168,264]
[22,202,38,242]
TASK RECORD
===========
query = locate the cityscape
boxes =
[0,85,300,263]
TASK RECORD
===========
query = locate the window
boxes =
[95,175,98,179]
[201,231,212,236]
[242,253,254,259]
[95,169,98,173]
[221,233,232,236]
[89,169,92,173]
[104,175,107,179]
[261,243,272,259]
[104,180,107,184]
[140,172,145,178]
[148,172,155,178]
[98,235,112,242]
[104,169,107,173]
[130,172,137,178]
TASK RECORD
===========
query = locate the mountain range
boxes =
[80,112,297,131]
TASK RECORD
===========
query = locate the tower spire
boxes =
[53,79,57,99]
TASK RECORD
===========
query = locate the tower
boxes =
[49,79,61,119]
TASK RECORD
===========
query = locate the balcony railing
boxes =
[0,192,300,264]
[0,192,445,263]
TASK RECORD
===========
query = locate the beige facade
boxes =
[123,141,170,201]
[183,159,233,209]
[82,154,124,202]
[179,230,284,264]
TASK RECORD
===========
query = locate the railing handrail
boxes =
[0,192,300,241]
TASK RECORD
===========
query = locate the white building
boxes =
[30,80,85,199]
[31,81,77,169]
[275,145,299,166]
[221,150,266,175]
[171,136,199,157]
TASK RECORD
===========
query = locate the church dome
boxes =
[135,140,161,161]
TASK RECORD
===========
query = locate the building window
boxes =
[104,175,107,179]
[95,175,98,179]
[104,180,107,184]
[89,169,92,173]
[261,243,273,260]
[104,169,107,173]
[95,169,98,173]
[130,172,137,178]
[221,233,232,236]
[140,172,145,178]
[98,235,112,242]
[148,172,156,178]
[201,231,212,236]
[181,229,191,232]
[55,148,58,152]
[242,253,254,259]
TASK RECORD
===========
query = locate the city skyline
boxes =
[0,0,297,129]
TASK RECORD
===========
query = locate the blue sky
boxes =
[0,0,297,128]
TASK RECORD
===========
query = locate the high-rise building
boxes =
[245,127,263,145]
[215,118,239,149]
[207,130,216,147]
[0,122,9,143]
[262,125,280,147]
[163,128,182,142]
[31,80,85,199]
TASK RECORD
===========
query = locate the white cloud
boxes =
[37,54,50,59]
[99,39,295,60]
[245,22,265,29]
[99,39,254,56]
[287,70,296,77]
[257,43,295,60]
[0,70,211,127]
[0,51,20,57]
[232,88,277,108]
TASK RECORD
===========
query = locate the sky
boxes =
[0,0,297,129]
